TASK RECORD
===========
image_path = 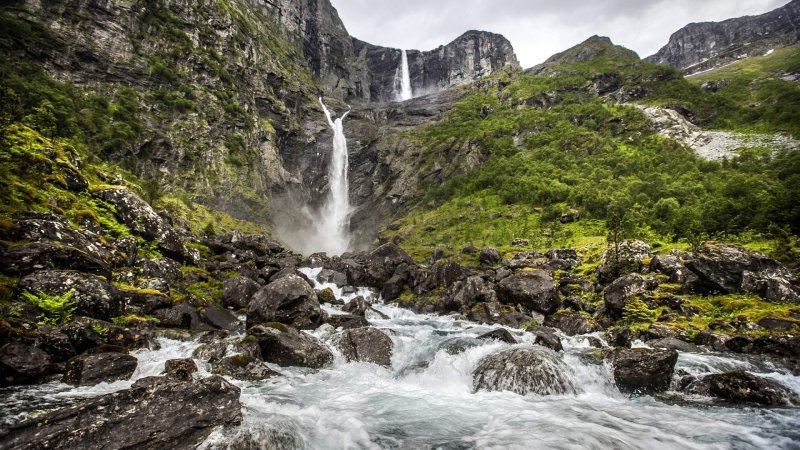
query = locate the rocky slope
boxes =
[646,0,800,74]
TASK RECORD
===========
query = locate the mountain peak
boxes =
[526,35,639,73]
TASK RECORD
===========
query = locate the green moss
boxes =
[111,313,160,327]
[263,322,288,332]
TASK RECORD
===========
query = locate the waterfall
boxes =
[313,97,351,256]
[398,49,413,101]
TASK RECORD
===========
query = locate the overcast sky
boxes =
[330,0,788,68]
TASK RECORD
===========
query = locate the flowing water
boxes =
[397,50,413,102]
[2,270,799,449]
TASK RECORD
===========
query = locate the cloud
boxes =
[330,0,789,67]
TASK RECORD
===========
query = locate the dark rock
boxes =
[2,243,111,279]
[648,336,700,353]
[544,311,599,336]
[317,287,339,304]
[138,258,182,282]
[432,248,445,262]
[603,273,658,316]
[248,324,333,368]
[63,352,137,386]
[758,316,800,331]
[496,271,560,315]
[597,240,651,284]
[342,296,370,316]
[533,329,563,352]
[650,254,696,286]
[381,274,406,301]
[192,341,228,363]
[606,327,633,348]
[479,247,501,266]
[461,245,479,255]
[446,276,497,311]
[200,306,239,330]
[18,270,122,321]
[246,274,323,330]
[153,303,211,330]
[0,375,241,449]
[546,248,580,270]
[472,347,576,395]
[316,269,347,287]
[334,327,393,366]
[477,328,517,344]
[163,358,197,381]
[213,355,279,381]
[431,260,471,288]
[694,331,730,352]
[692,371,798,406]
[119,289,171,315]
[587,336,604,348]
[0,343,52,385]
[611,348,678,394]
[326,314,371,330]
[10,213,114,265]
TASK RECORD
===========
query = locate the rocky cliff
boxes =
[646,0,800,74]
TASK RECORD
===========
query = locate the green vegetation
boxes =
[112,313,160,327]
[21,289,76,325]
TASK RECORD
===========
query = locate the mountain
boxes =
[646,0,800,74]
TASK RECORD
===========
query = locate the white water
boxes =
[308,98,352,256]
[397,49,413,101]
[3,272,799,449]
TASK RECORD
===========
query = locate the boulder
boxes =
[686,243,800,302]
[603,273,658,316]
[0,343,52,385]
[544,311,599,336]
[479,247,502,267]
[532,328,563,352]
[611,348,678,393]
[648,336,700,353]
[687,371,798,406]
[63,352,137,386]
[153,303,211,330]
[694,331,730,352]
[10,212,114,264]
[221,277,260,310]
[495,271,560,315]
[650,254,696,286]
[597,240,651,284]
[445,276,497,311]
[472,347,576,395]
[199,306,239,330]
[0,375,241,449]
[605,327,633,348]
[333,327,393,366]
[2,243,111,279]
[326,314,370,330]
[316,269,347,287]
[248,324,333,368]
[246,275,323,330]
[192,341,228,363]
[212,355,280,381]
[93,188,187,260]
[431,260,472,288]
[342,296,370,316]
[477,328,517,344]
[18,270,122,320]
[163,358,197,381]
[138,258,182,282]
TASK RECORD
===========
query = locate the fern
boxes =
[622,296,656,324]
[22,289,77,324]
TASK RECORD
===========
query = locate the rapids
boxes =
[2,269,798,449]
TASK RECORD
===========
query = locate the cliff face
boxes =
[646,0,800,74]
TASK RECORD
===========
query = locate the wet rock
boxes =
[63,352,137,386]
[316,269,347,287]
[431,260,472,288]
[2,243,111,279]
[446,276,497,311]
[648,336,700,353]
[199,306,239,330]
[18,270,122,321]
[192,341,228,363]
[248,323,333,368]
[597,240,651,284]
[479,247,501,266]
[163,358,197,381]
[381,274,406,301]
[496,270,560,315]
[222,277,261,309]
[153,303,211,330]
[687,371,798,406]
[472,347,576,395]
[318,287,340,305]
[0,375,241,449]
[544,311,599,336]
[326,314,371,330]
[606,327,633,348]
[611,347,678,394]
[0,342,52,385]
[439,337,483,355]
[533,328,563,352]
[587,336,604,348]
[246,274,323,330]
[603,273,658,316]
[93,188,188,260]
[477,328,517,344]
[342,296,370,316]
[213,355,279,381]
[686,243,800,302]
[694,331,730,352]
[333,327,393,366]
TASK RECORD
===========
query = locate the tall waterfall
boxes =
[313,97,351,255]
[398,49,413,101]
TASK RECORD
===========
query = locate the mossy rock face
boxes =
[318,287,336,304]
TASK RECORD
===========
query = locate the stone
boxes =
[648,336,700,353]
[316,269,347,287]
[222,277,261,309]
[192,341,228,363]
[246,274,323,330]
[333,327,394,366]
[445,276,497,311]
[0,343,52,385]
[248,324,333,368]
[138,258,183,282]
[495,271,560,315]
[381,274,406,301]
[603,273,658,316]
[477,328,517,344]
[597,240,651,284]
[63,352,137,386]
[10,212,114,265]
[163,358,198,381]
[611,348,678,394]
[0,375,241,449]
[342,296,370,316]
[326,313,371,330]
[318,287,340,304]
[2,243,111,279]
[695,371,798,406]
[479,247,501,266]
[472,347,576,395]
[544,311,599,336]
[213,355,279,381]
[694,331,730,352]
[199,306,239,330]
[153,303,211,330]
[18,270,122,321]
[533,328,563,352]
